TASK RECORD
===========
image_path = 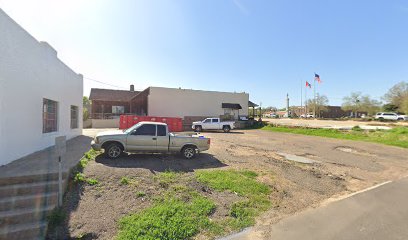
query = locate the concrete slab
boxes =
[0,135,92,179]
[277,152,319,164]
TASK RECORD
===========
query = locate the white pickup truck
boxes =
[192,118,235,133]
[91,122,210,159]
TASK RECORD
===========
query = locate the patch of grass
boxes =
[262,125,408,148]
[120,177,130,185]
[86,178,99,185]
[196,169,271,230]
[136,191,146,198]
[154,170,180,188]
[196,170,269,196]
[117,194,215,240]
[47,208,66,229]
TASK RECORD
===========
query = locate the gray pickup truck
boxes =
[91,121,210,159]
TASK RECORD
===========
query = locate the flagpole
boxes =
[300,79,303,117]
[305,83,307,117]
[313,77,316,118]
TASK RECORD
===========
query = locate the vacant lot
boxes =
[49,129,408,239]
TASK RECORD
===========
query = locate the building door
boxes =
[126,124,157,151]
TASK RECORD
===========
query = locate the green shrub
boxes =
[352,125,363,131]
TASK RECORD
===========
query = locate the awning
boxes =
[222,103,242,109]
[248,101,258,108]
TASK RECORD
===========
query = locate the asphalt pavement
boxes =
[227,177,408,240]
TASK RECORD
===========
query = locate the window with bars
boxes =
[43,98,58,133]
[71,105,79,129]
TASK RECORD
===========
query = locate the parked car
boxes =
[192,118,235,133]
[398,115,408,121]
[91,121,210,159]
[300,113,315,118]
[374,112,405,121]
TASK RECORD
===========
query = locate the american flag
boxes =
[314,73,321,83]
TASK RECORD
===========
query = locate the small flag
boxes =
[314,73,321,83]
[306,81,312,88]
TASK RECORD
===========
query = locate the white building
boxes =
[0,9,83,166]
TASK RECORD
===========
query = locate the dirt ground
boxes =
[60,129,408,239]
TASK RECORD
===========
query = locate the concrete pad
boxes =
[277,152,319,164]
[0,135,92,178]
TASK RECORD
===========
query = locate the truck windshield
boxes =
[123,122,143,134]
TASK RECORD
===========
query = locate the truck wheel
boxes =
[105,143,122,159]
[223,125,231,133]
[195,125,202,132]
[182,146,196,159]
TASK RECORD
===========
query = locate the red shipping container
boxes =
[119,115,183,132]
[119,115,127,129]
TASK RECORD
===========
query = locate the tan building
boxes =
[89,86,250,127]
[130,87,249,120]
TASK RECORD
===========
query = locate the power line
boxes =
[83,76,128,90]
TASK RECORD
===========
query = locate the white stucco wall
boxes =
[147,87,249,118]
[0,9,83,166]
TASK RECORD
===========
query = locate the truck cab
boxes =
[192,118,235,133]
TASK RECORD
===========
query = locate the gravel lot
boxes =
[61,128,408,239]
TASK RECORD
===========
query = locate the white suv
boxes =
[375,112,405,121]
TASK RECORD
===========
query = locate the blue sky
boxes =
[1,0,407,107]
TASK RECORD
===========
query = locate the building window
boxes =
[71,105,79,129]
[43,98,58,133]
[112,106,125,114]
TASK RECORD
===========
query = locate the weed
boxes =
[120,177,130,185]
[136,191,146,198]
[74,173,85,183]
[87,178,99,185]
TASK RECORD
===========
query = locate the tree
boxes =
[83,96,91,121]
[383,82,408,111]
[401,96,408,114]
[342,92,381,116]
[306,94,329,118]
